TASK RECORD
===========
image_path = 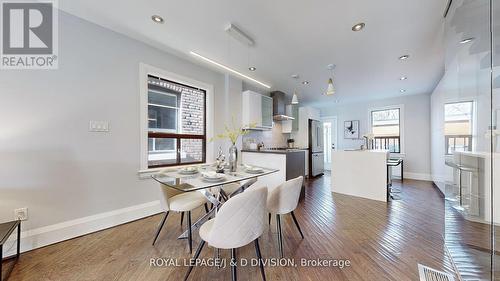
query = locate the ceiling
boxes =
[59,0,448,107]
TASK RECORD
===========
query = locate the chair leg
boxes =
[290,211,304,239]
[152,211,169,245]
[231,248,237,281]
[184,240,206,281]
[180,212,184,226]
[268,213,271,225]
[187,211,193,253]
[254,238,266,281]
[276,214,284,258]
[204,203,209,214]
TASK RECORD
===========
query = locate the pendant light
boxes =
[291,92,299,104]
[291,74,299,104]
[325,64,336,96]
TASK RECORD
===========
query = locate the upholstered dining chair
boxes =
[267,176,304,258]
[184,187,268,281]
[153,182,208,253]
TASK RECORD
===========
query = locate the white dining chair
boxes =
[267,176,304,258]
[184,187,268,281]
[153,183,208,253]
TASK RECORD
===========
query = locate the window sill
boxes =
[137,163,206,179]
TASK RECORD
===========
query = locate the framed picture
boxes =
[344,120,359,139]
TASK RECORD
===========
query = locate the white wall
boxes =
[320,94,432,179]
[0,11,246,253]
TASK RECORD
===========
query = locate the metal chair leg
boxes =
[231,248,237,281]
[276,214,283,258]
[187,211,193,253]
[290,211,304,239]
[152,211,169,245]
[268,213,271,225]
[254,238,266,281]
[184,240,206,281]
[204,203,209,214]
[180,212,184,226]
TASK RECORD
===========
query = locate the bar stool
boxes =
[387,158,403,200]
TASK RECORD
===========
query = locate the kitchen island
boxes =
[331,149,389,202]
[241,149,306,191]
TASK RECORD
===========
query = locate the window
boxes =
[371,108,401,153]
[444,101,473,155]
[147,75,206,168]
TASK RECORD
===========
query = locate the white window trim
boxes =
[139,63,214,173]
[368,104,405,155]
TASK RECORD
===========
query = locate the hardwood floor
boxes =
[5,174,458,281]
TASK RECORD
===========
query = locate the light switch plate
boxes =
[89,120,110,132]
[14,207,28,221]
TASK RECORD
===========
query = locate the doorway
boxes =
[322,116,337,171]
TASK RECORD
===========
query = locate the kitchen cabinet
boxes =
[242,90,273,130]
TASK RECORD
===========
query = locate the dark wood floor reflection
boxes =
[6,174,458,281]
[444,199,500,280]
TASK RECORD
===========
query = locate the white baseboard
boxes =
[396,172,433,181]
[3,200,161,257]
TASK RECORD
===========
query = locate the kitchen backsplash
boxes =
[242,122,289,149]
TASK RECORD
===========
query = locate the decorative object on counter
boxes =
[362,133,375,150]
[287,138,295,148]
[257,142,265,150]
[216,147,226,173]
[211,117,256,172]
[344,120,359,139]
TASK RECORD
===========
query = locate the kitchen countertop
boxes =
[242,149,308,154]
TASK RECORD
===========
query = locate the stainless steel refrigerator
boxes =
[309,119,324,177]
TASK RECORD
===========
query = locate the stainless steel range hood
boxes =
[270,91,295,121]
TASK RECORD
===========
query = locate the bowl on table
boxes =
[178,166,199,175]
[201,171,226,182]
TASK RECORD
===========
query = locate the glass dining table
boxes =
[151,163,278,239]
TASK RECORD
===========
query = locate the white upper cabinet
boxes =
[242,90,273,130]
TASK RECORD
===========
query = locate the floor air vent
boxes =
[418,264,455,281]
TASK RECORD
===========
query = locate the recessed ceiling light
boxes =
[302,81,309,85]
[248,66,256,71]
[291,74,299,79]
[400,89,406,93]
[151,15,164,23]
[352,23,365,32]
[190,51,271,89]
[399,55,410,60]
[459,37,474,44]
[400,76,408,80]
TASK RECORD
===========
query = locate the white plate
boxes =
[202,177,226,183]
[245,168,264,174]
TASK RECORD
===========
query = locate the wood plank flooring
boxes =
[5,174,458,280]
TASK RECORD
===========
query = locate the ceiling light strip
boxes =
[190,51,271,89]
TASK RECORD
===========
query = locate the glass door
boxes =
[322,117,337,171]
[441,0,497,279]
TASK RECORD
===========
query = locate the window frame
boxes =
[368,104,405,154]
[139,63,214,172]
[443,100,474,155]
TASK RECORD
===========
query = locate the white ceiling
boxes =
[59,0,448,107]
